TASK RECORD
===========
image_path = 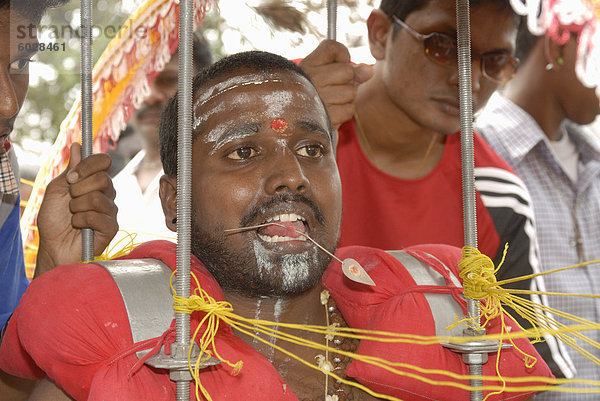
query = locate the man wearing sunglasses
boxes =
[300,0,571,378]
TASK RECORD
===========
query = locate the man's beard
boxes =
[190,198,337,297]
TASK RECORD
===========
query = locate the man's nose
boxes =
[0,72,20,119]
[264,148,310,195]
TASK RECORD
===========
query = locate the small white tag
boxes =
[341,258,375,286]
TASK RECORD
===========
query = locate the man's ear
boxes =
[367,9,393,61]
[543,35,566,71]
[159,174,178,232]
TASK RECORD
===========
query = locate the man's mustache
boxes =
[240,194,326,228]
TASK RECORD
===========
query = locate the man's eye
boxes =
[297,144,323,158]
[227,147,258,160]
[9,58,32,73]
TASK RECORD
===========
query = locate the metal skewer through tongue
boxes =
[224,223,375,286]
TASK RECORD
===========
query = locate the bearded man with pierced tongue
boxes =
[0,51,554,401]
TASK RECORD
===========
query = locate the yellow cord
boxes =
[166,246,600,401]
[91,230,140,261]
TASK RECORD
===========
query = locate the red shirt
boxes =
[336,118,500,257]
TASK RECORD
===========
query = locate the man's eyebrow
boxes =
[296,120,331,141]
[208,122,261,154]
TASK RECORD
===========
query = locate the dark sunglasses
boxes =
[392,15,519,84]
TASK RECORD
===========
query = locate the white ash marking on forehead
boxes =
[193,73,284,111]
[262,90,293,119]
[193,102,225,131]
[194,92,255,133]
[204,111,257,154]
[275,139,288,151]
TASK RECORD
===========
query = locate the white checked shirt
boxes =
[477,92,600,400]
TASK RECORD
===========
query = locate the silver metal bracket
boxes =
[441,328,512,366]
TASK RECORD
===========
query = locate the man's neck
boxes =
[354,78,446,179]
[503,51,564,141]
[223,284,327,362]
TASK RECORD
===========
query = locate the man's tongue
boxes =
[258,221,306,238]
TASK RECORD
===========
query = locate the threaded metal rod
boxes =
[174,0,194,398]
[456,0,484,399]
[80,0,94,262]
[457,1,476,249]
[327,0,337,41]
[469,363,483,401]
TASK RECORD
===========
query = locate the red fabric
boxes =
[0,241,296,401]
[1,241,553,400]
[336,120,501,256]
[323,245,555,401]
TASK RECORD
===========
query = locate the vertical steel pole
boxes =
[174,0,194,398]
[456,0,483,399]
[327,0,337,41]
[144,0,220,391]
[80,0,94,262]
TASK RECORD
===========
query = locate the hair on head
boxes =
[513,16,541,63]
[380,0,519,39]
[159,50,330,177]
[380,0,515,20]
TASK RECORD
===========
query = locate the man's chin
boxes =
[191,218,336,297]
[250,241,327,296]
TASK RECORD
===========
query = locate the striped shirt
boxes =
[477,92,600,399]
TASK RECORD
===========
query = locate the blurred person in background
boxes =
[300,0,572,377]
[110,31,212,247]
[476,18,600,398]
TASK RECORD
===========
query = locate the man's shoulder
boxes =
[472,132,516,172]
[323,245,462,303]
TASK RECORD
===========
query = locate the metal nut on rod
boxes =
[144,342,221,382]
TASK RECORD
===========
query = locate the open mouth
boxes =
[256,213,309,243]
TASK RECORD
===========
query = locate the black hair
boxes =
[513,16,540,63]
[0,0,69,23]
[380,0,519,39]
[159,50,331,177]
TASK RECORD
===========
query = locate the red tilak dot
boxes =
[270,118,289,135]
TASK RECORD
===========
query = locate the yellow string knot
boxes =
[231,360,243,375]
[459,246,498,300]
[173,293,233,316]
[169,271,244,401]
